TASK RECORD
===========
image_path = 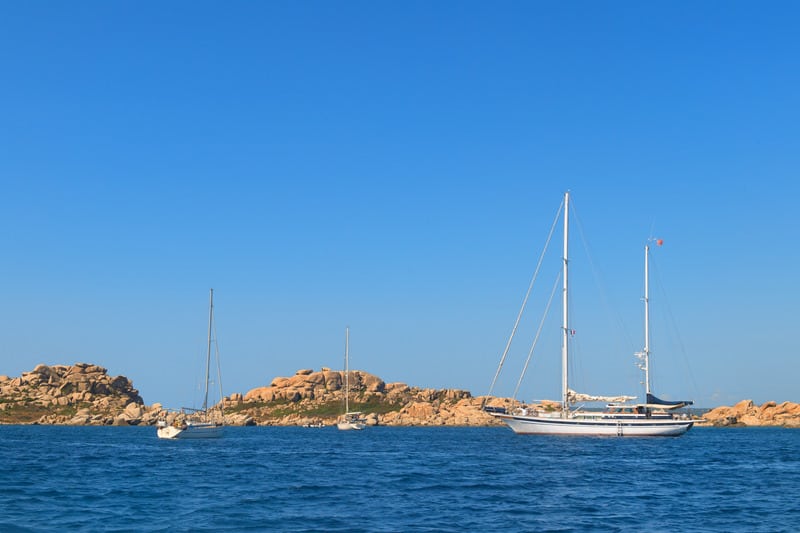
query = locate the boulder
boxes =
[32,364,55,378]
[67,414,91,425]
[83,364,107,375]
[244,387,276,402]
[284,391,301,403]
[124,403,144,419]
[303,372,326,386]
[286,374,308,388]
[363,374,385,393]
[110,375,132,391]
[225,413,255,426]
[403,401,436,419]
[322,371,342,390]
[271,377,290,388]
[91,382,111,396]
[386,382,410,393]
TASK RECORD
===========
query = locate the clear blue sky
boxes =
[1,2,797,408]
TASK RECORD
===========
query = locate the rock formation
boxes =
[0,363,508,427]
[0,363,145,425]
[701,400,800,427]
[9,363,791,429]
[226,368,508,427]
[219,368,510,426]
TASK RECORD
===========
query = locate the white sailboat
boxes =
[157,289,224,439]
[486,191,695,437]
[337,327,366,431]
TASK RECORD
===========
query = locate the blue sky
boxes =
[1,2,797,409]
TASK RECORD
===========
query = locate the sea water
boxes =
[0,426,798,532]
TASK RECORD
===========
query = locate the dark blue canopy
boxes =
[646,393,693,407]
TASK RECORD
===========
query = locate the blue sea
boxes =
[1,426,798,532]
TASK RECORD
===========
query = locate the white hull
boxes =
[493,413,692,437]
[336,421,365,431]
[157,422,223,440]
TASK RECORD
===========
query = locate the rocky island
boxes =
[225,367,517,427]
[0,363,514,427]
[700,399,800,427]
[0,363,144,425]
[3,363,797,427]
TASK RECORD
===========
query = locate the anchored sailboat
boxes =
[337,327,366,431]
[157,289,224,439]
[486,192,695,437]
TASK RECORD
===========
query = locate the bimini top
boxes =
[645,393,693,409]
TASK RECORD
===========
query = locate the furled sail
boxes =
[567,389,637,404]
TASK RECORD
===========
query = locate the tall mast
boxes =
[643,245,652,395]
[344,326,350,413]
[561,191,569,414]
[203,288,214,412]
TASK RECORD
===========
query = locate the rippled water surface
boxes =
[1,426,798,532]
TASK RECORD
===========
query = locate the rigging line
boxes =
[190,337,204,411]
[570,199,637,354]
[487,197,565,398]
[213,319,225,413]
[513,268,562,400]
[649,252,701,398]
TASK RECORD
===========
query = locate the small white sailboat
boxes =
[486,191,695,437]
[157,289,224,439]
[337,327,366,431]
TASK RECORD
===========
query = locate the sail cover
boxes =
[646,393,693,407]
[567,389,636,403]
